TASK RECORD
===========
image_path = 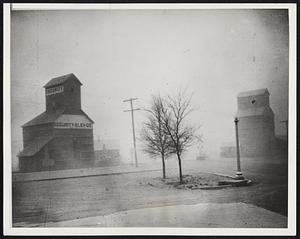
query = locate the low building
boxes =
[94,139,121,166]
[18,73,95,172]
[220,142,237,158]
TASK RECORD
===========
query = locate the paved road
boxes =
[42,203,287,228]
[12,155,288,227]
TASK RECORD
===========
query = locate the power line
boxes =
[123,98,140,167]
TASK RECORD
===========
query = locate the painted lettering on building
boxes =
[46,85,64,96]
[54,122,93,129]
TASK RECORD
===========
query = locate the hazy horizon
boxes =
[11,9,289,170]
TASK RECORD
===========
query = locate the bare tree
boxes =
[141,95,172,179]
[161,91,200,183]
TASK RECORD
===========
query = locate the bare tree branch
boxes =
[160,90,200,183]
[140,95,173,179]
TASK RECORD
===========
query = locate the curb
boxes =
[205,171,237,179]
[192,185,233,190]
[13,168,249,184]
[12,168,162,183]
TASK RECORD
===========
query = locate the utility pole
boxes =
[234,117,244,180]
[123,98,140,167]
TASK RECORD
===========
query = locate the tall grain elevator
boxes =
[235,88,275,156]
[18,73,95,172]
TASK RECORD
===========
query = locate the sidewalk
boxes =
[12,163,164,182]
[24,202,287,228]
[12,157,286,183]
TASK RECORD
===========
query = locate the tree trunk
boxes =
[161,153,166,179]
[177,153,183,183]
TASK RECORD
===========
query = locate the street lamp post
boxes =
[234,117,244,180]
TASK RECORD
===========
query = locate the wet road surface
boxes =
[12,155,288,226]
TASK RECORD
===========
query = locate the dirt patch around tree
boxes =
[140,172,240,190]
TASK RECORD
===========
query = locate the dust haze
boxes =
[11,9,289,170]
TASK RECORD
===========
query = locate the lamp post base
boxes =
[235,172,244,180]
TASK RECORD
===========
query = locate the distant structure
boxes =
[94,139,121,167]
[18,73,95,172]
[220,142,239,158]
[235,88,275,156]
[220,88,278,157]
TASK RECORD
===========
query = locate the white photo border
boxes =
[3,3,297,236]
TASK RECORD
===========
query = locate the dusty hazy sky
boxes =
[11,9,289,167]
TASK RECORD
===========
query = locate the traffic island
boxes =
[218,179,252,187]
[143,172,253,190]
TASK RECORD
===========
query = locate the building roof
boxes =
[22,109,94,127]
[235,106,274,118]
[237,88,269,98]
[22,108,65,127]
[80,110,94,123]
[43,73,82,88]
[56,114,92,124]
[18,136,53,157]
